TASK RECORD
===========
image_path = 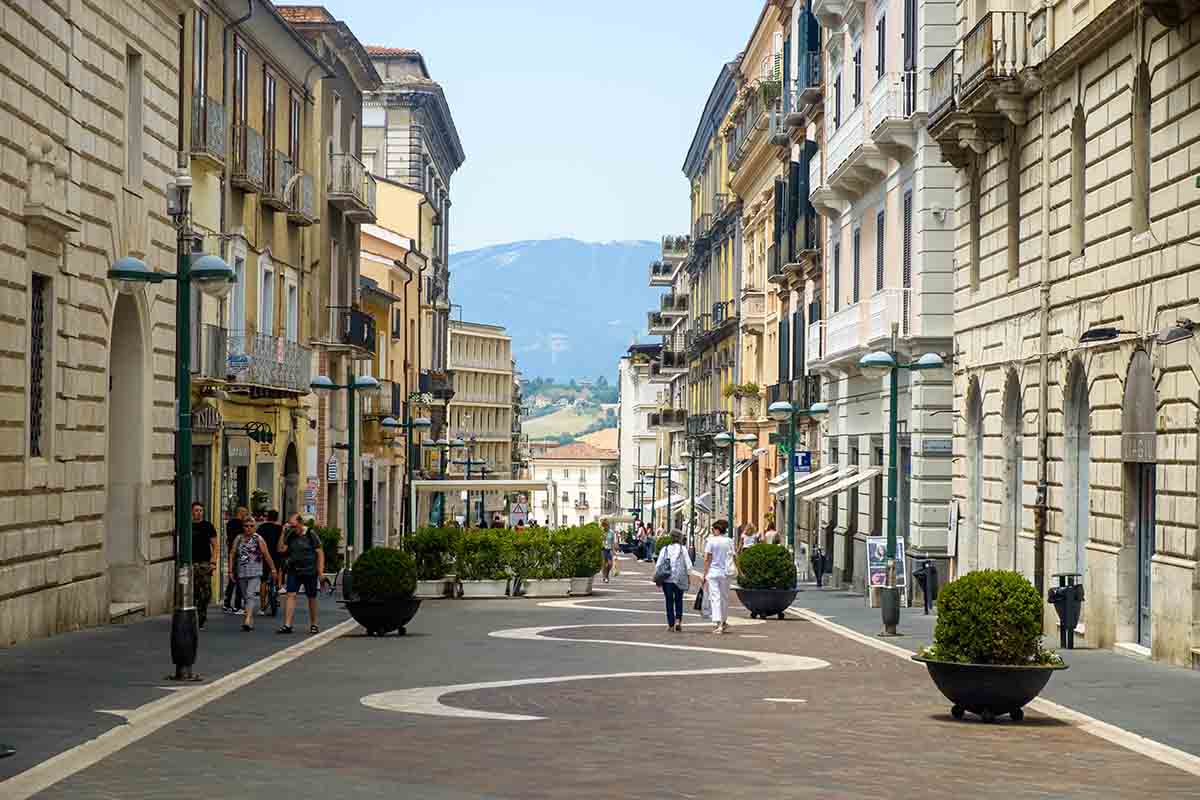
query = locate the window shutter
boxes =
[788,161,802,262]
[876,209,885,291]
[833,242,841,312]
[903,189,913,335]
[904,0,916,70]
[782,36,792,113]
[852,228,861,304]
[835,75,842,127]
[853,49,862,106]
[792,310,803,378]
[877,16,886,78]
[778,317,790,381]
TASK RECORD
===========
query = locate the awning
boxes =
[768,464,839,496]
[794,467,858,501]
[804,468,882,502]
[716,452,764,485]
[673,492,712,515]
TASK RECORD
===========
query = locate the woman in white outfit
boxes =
[701,519,735,634]
[655,531,693,631]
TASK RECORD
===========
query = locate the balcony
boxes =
[419,370,455,400]
[662,234,690,260]
[768,106,789,146]
[740,290,765,334]
[807,320,822,365]
[189,95,226,170]
[660,349,687,375]
[331,306,377,354]
[199,325,313,394]
[813,289,910,372]
[649,408,687,430]
[687,411,730,437]
[788,54,823,126]
[287,174,317,226]
[647,311,676,335]
[328,153,377,223]
[649,260,674,286]
[869,72,919,158]
[230,123,264,193]
[809,147,838,219]
[826,105,886,202]
[262,150,294,212]
[692,212,712,243]
[362,379,401,418]
[812,0,858,31]
[660,293,688,317]
[928,50,959,130]
[958,11,1031,127]
[713,193,730,220]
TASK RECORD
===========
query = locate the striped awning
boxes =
[768,464,839,496]
[804,468,882,502]
[794,467,858,501]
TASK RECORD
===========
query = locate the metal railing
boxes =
[288,173,316,225]
[230,123,264,191]
[363,379,399,417]
[662,234,690,255]
[190,95,226,163]
[648,311,670,331]
[929,51,959,124]
[209,326,312,393]
[692,213,712,241]
[661,293,688,313]
[328,153,377,217]
[660,349,688,370]
[334,306,377,354]
[263,150,294,211]
[963,11,1028,93]
[687,411,730,437]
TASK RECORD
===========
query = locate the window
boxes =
[834,74,842,127]
[193,10,208,102]
[903,189,913,334]
[1070,105,1085,258]
[234,40,248,127]
[853,48,862,106]
[876,15,885,78]
[1008,136,1020,279]
[125,49,143,187]
[263,70,277,186]
[260,263,274,335]
[969,163,981,289]
[289,91,301,166]
[1132,63,1150,235]
[332,92,343,153]
[29,274,50,458]
[231,256,246,349]
[286,282,298,342]
[852,227,861,303]
[832,242,841,312]
[875,209,885,291]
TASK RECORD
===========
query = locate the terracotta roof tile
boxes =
[366,45,422,57]
[536,442,618,461]
[275,5,332,23]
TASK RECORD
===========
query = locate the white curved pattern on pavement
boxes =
[360,622,830,722]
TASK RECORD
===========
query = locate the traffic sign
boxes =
[792,451,812,474]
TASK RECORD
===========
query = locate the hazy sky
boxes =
[317,1,755,252]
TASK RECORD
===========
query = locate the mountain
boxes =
[449,238,662,380]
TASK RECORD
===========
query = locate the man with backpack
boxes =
[277,514,325,635]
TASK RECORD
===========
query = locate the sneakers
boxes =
[277,625,293,634]
[309,625,319,634]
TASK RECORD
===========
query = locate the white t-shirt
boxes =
[704,535,734,577]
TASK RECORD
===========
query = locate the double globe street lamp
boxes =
[858,347,945,636]
[423,437,467,526]
[108,170,235,680]
[382,411,432,539]
[713,431,759,536]
[767,400,830,556]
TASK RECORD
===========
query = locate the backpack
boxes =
[287,530,320,575]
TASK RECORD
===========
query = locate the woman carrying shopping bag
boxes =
[700,519,735,634]
[654,531,693,632]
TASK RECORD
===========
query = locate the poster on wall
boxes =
[866,536,907,588]
[947,502,959,558]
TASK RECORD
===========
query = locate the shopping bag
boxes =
[693,585,704,611]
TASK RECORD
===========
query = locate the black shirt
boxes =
[257,522,283,559]
[192,520,218,563]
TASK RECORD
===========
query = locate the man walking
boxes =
[277,514,325,635]
[256,510,284,614]
[223,506,249,613]
[191,502,218,628]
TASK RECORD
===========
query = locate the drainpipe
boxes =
[1035,85,1051,597]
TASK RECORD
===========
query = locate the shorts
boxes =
[602,548,613,563]
[286,572,319,596]
[238,576,261,601]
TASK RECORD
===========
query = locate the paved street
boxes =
[0,557,1197,799]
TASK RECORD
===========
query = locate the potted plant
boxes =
[733,543,799,620]
[521,530,572,597]
[913,570,1067,723]
[409,527,454,598]
[723,382,762,418]
[456,530,510,598]
[567,527,603,595]
[343,547,420,636]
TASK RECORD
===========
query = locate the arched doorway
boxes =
[283,441,300,520]
[1063,359,1090,579]
[1000,371,1022,572]
[106,294,147,607]
[965,377,984,573]
[1121,349,1157,648]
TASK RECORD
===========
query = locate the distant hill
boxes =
[450,238,661,380]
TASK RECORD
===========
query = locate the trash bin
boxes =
[1048,573,1084,649]
[913,559,939,614]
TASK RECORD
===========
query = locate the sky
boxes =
[317,1,758,253]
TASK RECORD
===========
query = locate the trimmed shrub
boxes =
[506,532,539,582]
[565,527,604,578]
[350,547,417,601]
[408,527,454,580]
[923,570,1056,665]
[455,530,508,581]
[736,543,797,590]
[312,526,343,573]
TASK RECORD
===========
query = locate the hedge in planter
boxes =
[733,543,798,620]
[455,530,509,581]
[566,528,604,578]
[914,570,1065,723]
[345,547,421,636]
[408,527,456,581]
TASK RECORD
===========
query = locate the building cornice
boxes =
[1039,1,1138,84]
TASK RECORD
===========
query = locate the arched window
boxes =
[1071,105,1086,259]
[1132,62,1151,234]
[1063,359,1090,578]
[1000,370,1023,572]
[965,378,985,573]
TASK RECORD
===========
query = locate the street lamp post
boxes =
[681,448,699,558]
[767,400,830,554]
[423,436,466,526]
[659,463,684,534]
[452,438,486,527]
[713,431,758,535]
[382,406,431,541]
[859,341,946,636]
[311,373,381,558]
[108,168,235,680]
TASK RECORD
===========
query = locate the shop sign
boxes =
[227,436,251,467]
[192,405,222,433]
[326,459,339,482]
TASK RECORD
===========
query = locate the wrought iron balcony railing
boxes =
[190,94,226,167]
[328,153,377,222]
[199,325,312,394]
[687,411,730,437]
[334,306,377,354]
[929,50,959,126]
[287,173,317,226]
[230,123,264,193]
[262,150,295,212]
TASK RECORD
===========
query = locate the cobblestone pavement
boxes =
[9,558,1200,799]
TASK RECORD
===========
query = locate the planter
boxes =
[569,576,594,596]
[343,596,421,637]
[737,397,760,419]
[733,586,799,620]
[459,579,509,598]
[522,578,572,598]
[911,656,1068,722]
[416,579,450,599]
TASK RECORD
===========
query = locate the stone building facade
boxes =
[930,0,1200,666]
[0,0,186,643]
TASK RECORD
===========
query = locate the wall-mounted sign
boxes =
[867,537,907,588]
[227,436,251,467]
[792,451,812,474]
[326,459,339,482]
[947,501,959,558]
[192,405,222,433]
[227,352,252,375]
[922,438,953,456]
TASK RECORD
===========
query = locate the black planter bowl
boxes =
[733,586,800,620]
[911,655,1068,722]
[342,595,422,637]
